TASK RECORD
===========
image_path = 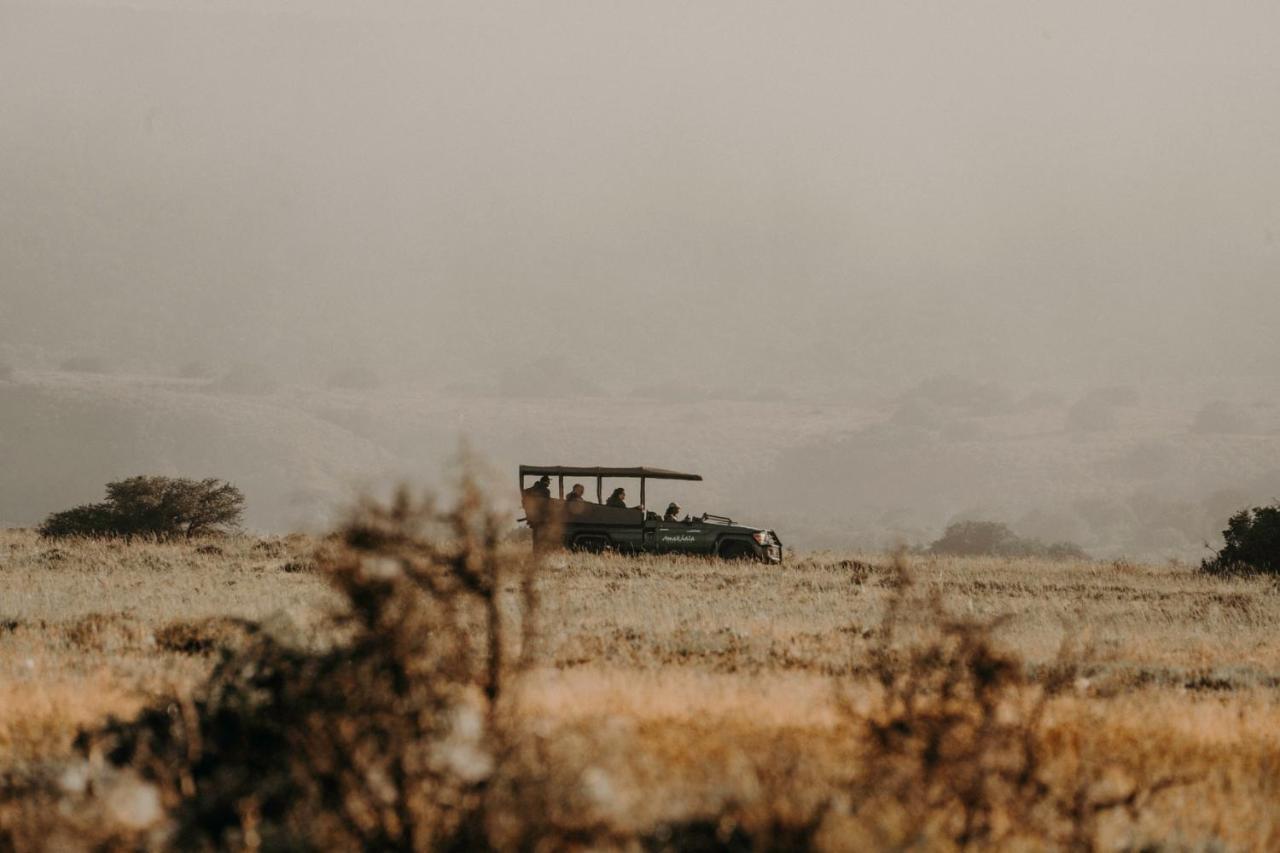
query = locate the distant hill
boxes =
[3,369,1279,560]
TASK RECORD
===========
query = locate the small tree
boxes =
[36,503,119,538]
[929,521,1019,557]
[1202,504,1280,575]
[929,520,1088,560]
[39,477,245,540]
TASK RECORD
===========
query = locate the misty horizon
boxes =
[3,0,1280,559]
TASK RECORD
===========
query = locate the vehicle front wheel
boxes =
[717,540,755,561]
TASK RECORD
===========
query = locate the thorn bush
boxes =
[72,477,540,849]
[39,477,245,541]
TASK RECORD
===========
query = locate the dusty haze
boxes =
[2,0,1279,557]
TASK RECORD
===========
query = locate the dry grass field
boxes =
[2,523,1280,850]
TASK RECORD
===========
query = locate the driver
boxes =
[524,475,552,499]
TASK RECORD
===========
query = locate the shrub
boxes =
[69,479,541,849]
[849,563,1047,847]
[928,520,1087,561]
[929,520,1019,556]
[1201,503,1280,575]
[1042,540,1090,561]
[39,476,245,541]
[36,503,120,539]
[153,617,258,655]
[841,558,1179,848]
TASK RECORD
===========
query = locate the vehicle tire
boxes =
[573,535,610,553]
[717,540,755,561]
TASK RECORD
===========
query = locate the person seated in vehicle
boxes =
[606,487,627,508]
[524,475,552,499]
[566,483,587,502]
[663,502,683,522]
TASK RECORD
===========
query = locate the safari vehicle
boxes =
[518,465,782,563]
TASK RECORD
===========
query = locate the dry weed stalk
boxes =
[844,553,1185,851]
[68,475,540,851]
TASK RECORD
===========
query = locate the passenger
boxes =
[524,475,552,499]
[606,487,627,508]
[566,483,586,502]
[664,502,682,522]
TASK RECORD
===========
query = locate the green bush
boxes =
[928,520,1087,561]
[929,521,1017,556]
[36,503,120,538]
[39,476,245,540]
[1201,504,1280,575]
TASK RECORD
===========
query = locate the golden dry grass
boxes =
[2,529,1279,849]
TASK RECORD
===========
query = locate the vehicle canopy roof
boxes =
[519,465,702,481]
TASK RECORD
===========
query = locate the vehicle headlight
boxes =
[752,531,771,545]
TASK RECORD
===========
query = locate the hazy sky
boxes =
[3,0,1279,392]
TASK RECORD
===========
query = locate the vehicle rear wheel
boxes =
[717,540,755,561]
[572,535,610,553]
